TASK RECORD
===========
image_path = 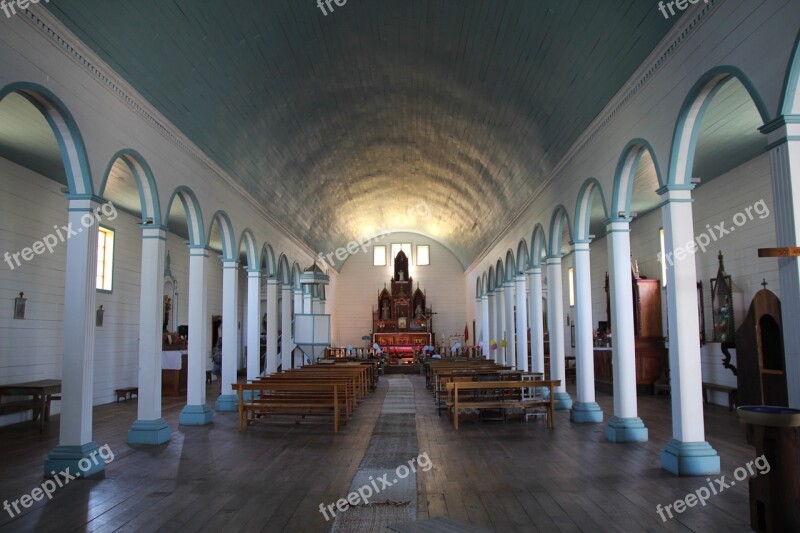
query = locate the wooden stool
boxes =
[115,387,138,402]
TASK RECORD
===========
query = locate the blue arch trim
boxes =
[481,273,489,296]
[487,266,495,292]
[261,244,277,278]
[207,211,237,262]
[530,224,548,268]
[277,253,291,285]
[516,239,529,274]
[548,205,573,257]
[0,82,93,196]
[668,66,771,186]
[611,138,665,215]
[573,178,609,242]
[504,250,516,281]
[495,259,505,287]
[165,186,205,246]
[291,262,302,289]
[779,28,800,116]
[238,229,259,268]
[98,148,162,226]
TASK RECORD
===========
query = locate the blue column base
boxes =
[127,418,171,445]
[605,416,649,442]
[215,394,238,412]
[241,390,260,401]
[44,442,105,479]
[554,391,573,410]
[660,438,720,476]
[569,401,603,423]
[179,404,214,426]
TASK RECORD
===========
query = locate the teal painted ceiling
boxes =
[38,0,686,266]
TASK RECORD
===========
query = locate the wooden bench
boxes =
[234,382,341,433]
[0,400,42,419]
[445,379,560,430]
[256,375,357,419]
[115,387,138,402]
[702,382,737,411]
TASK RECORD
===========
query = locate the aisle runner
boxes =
[331,377,418,532]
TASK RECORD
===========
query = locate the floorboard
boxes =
[0,377,759,532]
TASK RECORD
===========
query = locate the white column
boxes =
[602,220,647,441]
[503,281,516,367]
[570,242,603,423]
[487,291,497,362]
[45,199,105,477]
[128,227,171,443]
[528,267,545,374]
[481,295,490,359]
[475,297,482,349]
[216,261,240,411]
[281,285,293,371]
[515,275,528,371]
[179,246,212,425]
[265,279,279,374]
[547,256,572,409]
[246,270,261,380]
[764,119,800,408]
[659,185,719,475]
[495,285,505,364]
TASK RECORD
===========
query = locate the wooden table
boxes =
[0,379,61,433]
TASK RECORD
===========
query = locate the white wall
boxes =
[332,232,466,348]
[0,156,228,425]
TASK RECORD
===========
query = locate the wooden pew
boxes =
[445,379,561,430]
[256,374,357,419]
[233,382,341,433]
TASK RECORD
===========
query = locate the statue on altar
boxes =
[415,303,425,318]
[381,300,390,320]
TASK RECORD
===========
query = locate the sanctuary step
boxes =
[385,363,421,375]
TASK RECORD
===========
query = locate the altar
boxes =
[372,250,435,356]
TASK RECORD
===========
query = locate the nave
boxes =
[0,376,755,532]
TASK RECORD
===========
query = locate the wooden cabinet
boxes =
[595,277,666,394]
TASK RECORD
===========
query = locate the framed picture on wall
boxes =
[14,292,26,319]
[398,317,408,329]
[570,323,575,348]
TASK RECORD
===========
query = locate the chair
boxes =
[522,373,548,422]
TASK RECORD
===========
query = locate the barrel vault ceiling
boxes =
[12,1,690,267]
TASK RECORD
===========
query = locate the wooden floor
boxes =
[0,376,757,532]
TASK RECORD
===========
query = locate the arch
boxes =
[530,224,548,268]
[779,28,800,116]
[207,211,237,262]
[0,82,94,196]
[548,205,573,257]
[504,250,516,281]
[261,244,277,278]
[495,259,505,288]
[475,277,483,299]
[98,149,162,226]
[481,273,488,297]
[291,262,302,290]
[611,139,665,216]
[516,239,529,274]
[165,186,205,247]
[277,253,291,285]
[238,229,259,269]
[487,266,495,292]
[668,66,771,186]
[573,178,609,242]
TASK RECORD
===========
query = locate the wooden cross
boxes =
[758,247,800,257]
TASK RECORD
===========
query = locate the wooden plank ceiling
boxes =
[42,0,683,267]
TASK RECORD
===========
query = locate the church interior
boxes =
[1,1,799,531]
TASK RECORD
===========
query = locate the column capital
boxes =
[140,226,166,240]
[515,274,526,283]
[188,245,210,257]
[247,268,261,276]
[265,277,279,286]
[222,260,239,269]
[526,266,542,275]
[546,256,562,266]
[66,194,105,206]
[656,183,694,201]
[605,219,631,233]
[762,117,800,150]
[572,241,591,252]
[503,280,514,288]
